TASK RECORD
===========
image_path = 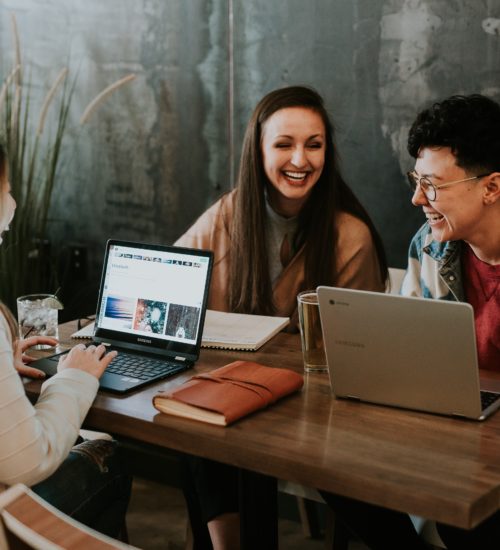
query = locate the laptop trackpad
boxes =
[99,371,141,392]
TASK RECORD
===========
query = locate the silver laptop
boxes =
[317,286,500,421]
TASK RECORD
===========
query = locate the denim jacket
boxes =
[401,223,465,302]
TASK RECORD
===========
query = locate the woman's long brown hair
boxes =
[228,86,388,315]
[0,143,19,344]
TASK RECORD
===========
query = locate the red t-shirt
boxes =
[463,245,500,371]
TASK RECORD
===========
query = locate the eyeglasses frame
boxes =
[406,171,490,201]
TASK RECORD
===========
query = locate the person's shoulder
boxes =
[406,222,431,259]
[205,189,235,213]
[175,190,235,246]
[194,190,236,226]
[408,222,454,262]
[409,222,432,247]
[335,211,372,245]
[0,311,11,333]
[0,311,13,352]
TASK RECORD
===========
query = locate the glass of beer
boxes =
[297,290,328,373]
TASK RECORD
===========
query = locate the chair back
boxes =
[0,484,134,549]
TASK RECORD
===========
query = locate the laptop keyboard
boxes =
[480,390,500,411]
[105,352,185,381]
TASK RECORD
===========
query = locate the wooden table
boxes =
[25,321,500,543]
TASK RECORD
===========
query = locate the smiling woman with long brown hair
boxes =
[176,85,388,549]
[178,86,387,327]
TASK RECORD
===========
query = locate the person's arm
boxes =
[0,320,115,487]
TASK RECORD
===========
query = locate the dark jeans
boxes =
[32,439,132,539]
[321,491,500,550]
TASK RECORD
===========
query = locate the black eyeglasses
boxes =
[406,171,489,201]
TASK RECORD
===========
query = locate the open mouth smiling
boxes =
[283,170,308,181]
[426,212,444,224]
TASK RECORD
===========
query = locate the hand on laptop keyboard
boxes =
[58,343,118,380]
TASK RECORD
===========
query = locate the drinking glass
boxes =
[297,290,328,373]
[17,294,59,349]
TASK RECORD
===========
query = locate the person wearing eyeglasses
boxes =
[402,94,499,375]
[321,95,500,549]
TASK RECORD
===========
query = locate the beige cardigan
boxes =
[0,315,99,490]
[176,191,385,327]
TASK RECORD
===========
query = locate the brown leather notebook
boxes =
[153,360,304,426]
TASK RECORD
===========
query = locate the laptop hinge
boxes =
[174,356,186,362]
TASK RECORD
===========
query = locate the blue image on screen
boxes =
[104,296,135,322]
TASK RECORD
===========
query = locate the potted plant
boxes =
[0,14,135,310]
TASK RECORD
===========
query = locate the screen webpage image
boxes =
[96,244,209,345]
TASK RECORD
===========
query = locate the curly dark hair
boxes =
[407,94,500,174]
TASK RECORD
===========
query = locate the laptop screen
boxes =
[94,240,213,358]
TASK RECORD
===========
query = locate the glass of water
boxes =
[17,294,60,349]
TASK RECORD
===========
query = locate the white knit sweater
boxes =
[0,314,99,487]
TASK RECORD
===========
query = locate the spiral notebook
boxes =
[73,310,289,351]
[71,321,96,339]
[201,310,289,351]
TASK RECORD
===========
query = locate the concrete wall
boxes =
[0,0,229,288]
[1,0,500,304]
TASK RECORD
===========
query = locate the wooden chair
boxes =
[0,484,136,550]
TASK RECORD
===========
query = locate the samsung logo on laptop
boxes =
[335,339,365,349]
[329,299,349,306]
[137,337,152,344]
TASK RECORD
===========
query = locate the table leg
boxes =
[239,468,278,550]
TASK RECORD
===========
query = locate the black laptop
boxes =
[33,239,213,393]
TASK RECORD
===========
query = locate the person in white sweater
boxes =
[0,143,131,538]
